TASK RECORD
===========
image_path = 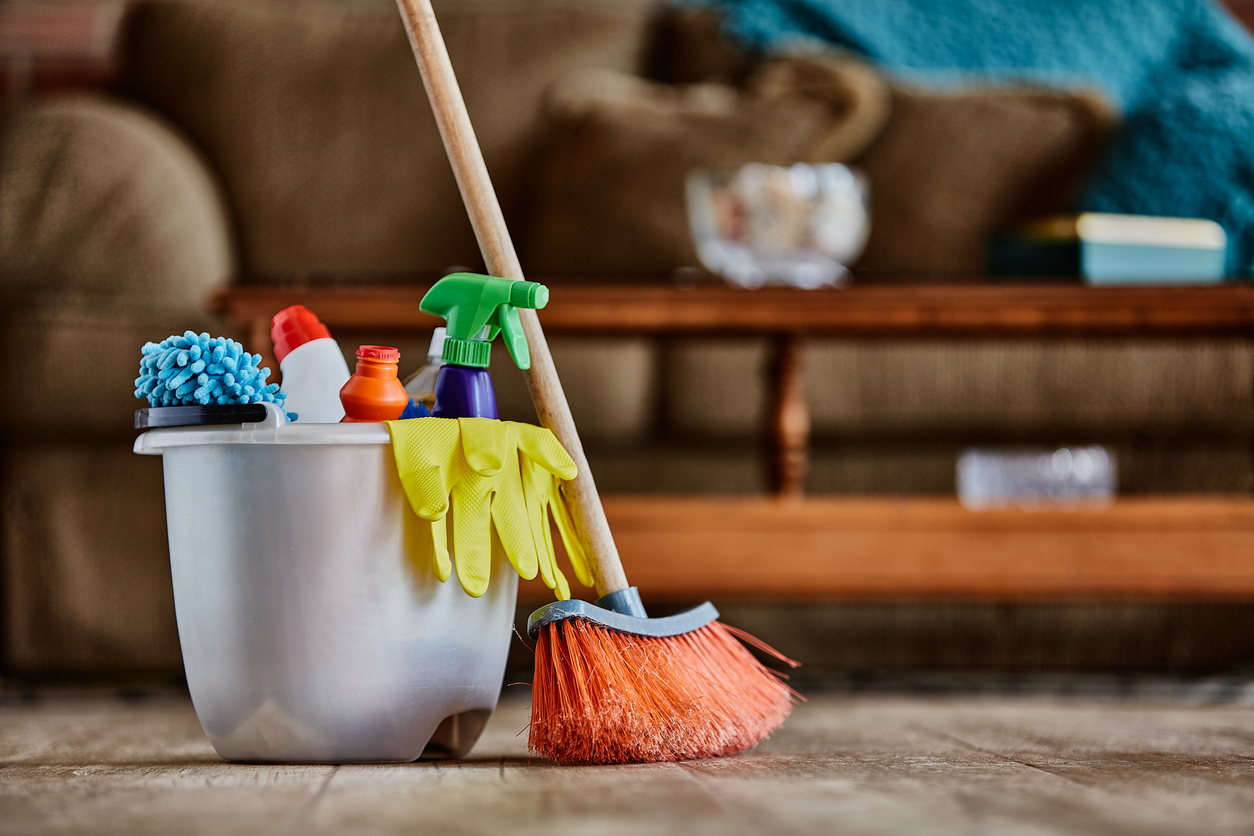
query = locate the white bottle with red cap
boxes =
[271,305,351,423]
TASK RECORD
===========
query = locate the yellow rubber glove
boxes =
[387,417,584,599]
[507,422,586,599]
[520,456,592,600]
[451,417,539,596]
[387,417,459,583]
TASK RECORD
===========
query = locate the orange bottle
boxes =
[339,346,410,422]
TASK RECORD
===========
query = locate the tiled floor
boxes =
[1,689,1252,835]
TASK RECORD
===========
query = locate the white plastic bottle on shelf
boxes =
[402,327,447,415]
[270,305,351,423]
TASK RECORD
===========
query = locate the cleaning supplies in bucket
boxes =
[133,329,589,762]
[271,304,351,423]
[134,408,519,763]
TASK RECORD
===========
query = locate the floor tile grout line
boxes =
[909,723,1098,789]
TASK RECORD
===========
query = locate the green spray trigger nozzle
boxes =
[419,273,549,369]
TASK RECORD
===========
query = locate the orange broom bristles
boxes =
[529,618,802,764]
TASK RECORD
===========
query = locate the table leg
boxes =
[769,334,810,498]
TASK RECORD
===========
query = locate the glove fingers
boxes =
[541,543,571,601]
[391,418,585,599]
[510,423,577,480]
[490,475,539,581]
[552,481,594,588]
[451,490,492,597]
[430,518,451,582]
[458,417,509,476]
[537,500,571,600]
[522,456,591,592]
[520,458,554,584]
[533,508,558,588]
[388,418,459,519]
[403,513,451,583]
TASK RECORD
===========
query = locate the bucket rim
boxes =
[134,409,389,455]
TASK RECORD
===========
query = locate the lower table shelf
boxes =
[518,495,1254,602]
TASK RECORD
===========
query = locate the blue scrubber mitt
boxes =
[135,331,292,416]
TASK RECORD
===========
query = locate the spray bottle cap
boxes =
[418,273,548,369]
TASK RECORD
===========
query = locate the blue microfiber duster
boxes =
[135,331,294,418]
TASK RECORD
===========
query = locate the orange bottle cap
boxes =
[357,345,401,362]
[340,345,408,422]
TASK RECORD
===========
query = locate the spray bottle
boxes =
[418,273,549,419]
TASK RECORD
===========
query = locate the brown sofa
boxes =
[2,0,1251,677]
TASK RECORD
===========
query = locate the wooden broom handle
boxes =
[396,0,629,596]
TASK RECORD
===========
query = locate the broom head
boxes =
[529,615,801,764]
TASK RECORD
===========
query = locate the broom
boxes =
[395,0,800,764]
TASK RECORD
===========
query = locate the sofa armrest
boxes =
[0,96,234,305]
[0,97,235,437]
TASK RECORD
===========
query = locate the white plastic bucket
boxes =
[135,404,515,763]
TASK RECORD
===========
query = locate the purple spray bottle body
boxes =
[432,365,498,419]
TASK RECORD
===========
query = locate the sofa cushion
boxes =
[0,295,222,440]
[805,338,1254,438]
[492,338,660,448]
[588,444,764,494]
[664,337,1254,440]
[123,0,657,278]
[852,85,1113,274]
[521,53,890,274]
[2,442,180,674]
[660,335,1254,494]
[664,338,769,441]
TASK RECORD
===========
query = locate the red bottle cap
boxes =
[356,345,401,362]
[271,305,332,364]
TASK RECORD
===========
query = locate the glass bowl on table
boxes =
[686,162,870,289]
